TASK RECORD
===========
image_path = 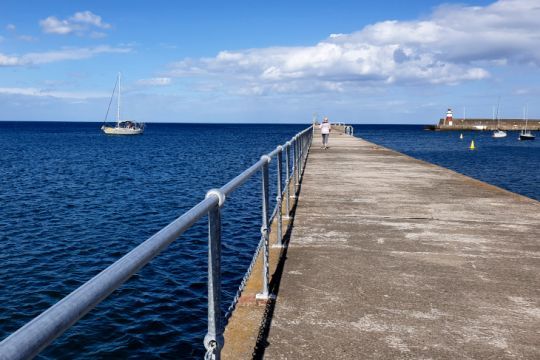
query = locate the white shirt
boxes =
[319,122,331,134]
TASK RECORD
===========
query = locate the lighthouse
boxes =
[446,108,453,126]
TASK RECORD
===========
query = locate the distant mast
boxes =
[117,72,121,123]
[446,108,453,126]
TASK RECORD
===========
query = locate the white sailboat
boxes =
[519,105,535,141]
[492,100,506,138]
[492,129,506,138]
[101,73,144,135]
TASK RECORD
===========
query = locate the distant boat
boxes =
[101,73,144,135]
[519,131,535,141]
[519,105,535,140]
[493,129,507,138]
[492,99,506,138]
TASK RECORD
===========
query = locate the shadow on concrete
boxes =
[251,150,311,359]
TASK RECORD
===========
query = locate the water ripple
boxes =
[0,122,304,359]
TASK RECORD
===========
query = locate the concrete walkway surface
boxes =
[260,129,540,359]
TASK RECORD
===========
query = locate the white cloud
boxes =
[17,35,37,42]
[0,45,132,67]
[23,45,130,64]
[4,23,37,42]
[0,87,106,100]
[70,11,111,29]
[40,17,73,35]
[40,11,111,36]
[167,0,540,94]
[136,77,172,86]
[0,53,21,66]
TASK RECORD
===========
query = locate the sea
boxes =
[0,122,538,359]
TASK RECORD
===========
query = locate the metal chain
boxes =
[204,341,216,360]
[221,132,310,324]
[223,171,296,322]
[268,203,279,226]
[224,234,265,321]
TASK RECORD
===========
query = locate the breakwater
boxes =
[428,118,540,130]
[225,127,540,359]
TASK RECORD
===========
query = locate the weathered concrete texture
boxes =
[264,130,540,359]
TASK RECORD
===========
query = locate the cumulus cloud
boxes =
[40,11,111,36]
[0,45,131,67]
[167,0,539,94]
[136,77,172,86]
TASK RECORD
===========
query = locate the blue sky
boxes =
[1,0,538,124]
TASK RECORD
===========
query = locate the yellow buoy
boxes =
[470,140,475,150]
[460,133,463,140]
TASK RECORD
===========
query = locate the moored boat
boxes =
[519,130,535,141]
[518,105,534,141]
[101,73,144,135]
[492,129,507,138]
[492,99,506,138]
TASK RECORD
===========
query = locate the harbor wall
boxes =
[433,118,540,131]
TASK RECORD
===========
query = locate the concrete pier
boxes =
[224,128,540,359]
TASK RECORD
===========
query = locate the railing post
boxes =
[276,146,283,247]
[204,189,225,360]
[299,135,303,175]
[300,133,304,173]
[256,155,271,300]
[295,136,300,192]
[284,142,291,218]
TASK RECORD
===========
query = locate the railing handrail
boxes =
[0,125,314,360]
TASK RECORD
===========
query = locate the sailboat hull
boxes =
[101,73,144,135]
[101,125,143,135]
[519,134,535,141]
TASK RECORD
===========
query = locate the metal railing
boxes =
[0,125,313,360]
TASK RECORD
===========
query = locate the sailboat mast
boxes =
[495,98,500,128]
[117,72,121,124]
[524,104,529,130]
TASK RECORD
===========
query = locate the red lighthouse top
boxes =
[445,108,454,126]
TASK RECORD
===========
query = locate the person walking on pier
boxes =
[319,117,331,149]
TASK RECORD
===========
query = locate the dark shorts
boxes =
[322,133,329,145]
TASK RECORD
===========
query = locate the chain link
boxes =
[221,132,311,325]
[204,341,216,360]
[224,234,265,321]
[213,131,311,351]
[223,171,298,322]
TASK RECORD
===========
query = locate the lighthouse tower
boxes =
[445,108,453,126]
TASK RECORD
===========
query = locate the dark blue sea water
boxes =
[0,122,304,359]
[356,125,539,202]
[0,123,538,359]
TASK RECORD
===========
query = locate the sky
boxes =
[1,0,539,124]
